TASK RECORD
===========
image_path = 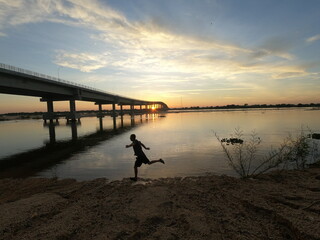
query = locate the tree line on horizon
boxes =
[173,102,320,110]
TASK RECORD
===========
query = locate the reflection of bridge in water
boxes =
[0,63,168,123]
[0,113,165,178]
[44,113,162,144]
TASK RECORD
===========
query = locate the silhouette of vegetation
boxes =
[215,128,320,178]
[172,102,320,111]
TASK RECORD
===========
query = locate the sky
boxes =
[0,0,319,113]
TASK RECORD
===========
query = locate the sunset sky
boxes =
[0,0,319,113]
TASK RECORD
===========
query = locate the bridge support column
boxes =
[97,104,104,118]
[112,103,117,130]
[43,100,55,123]
[67,100,79,122]
[70,121,78,141]
[98,104,104,131]
[48,122,56,144]
[47,100,54,114]
[145,104,148,119]
[130,105,135,126]
[130,105,134,118]
[120,105,124,128]
[140,105,143,121]
[99,117,103,131]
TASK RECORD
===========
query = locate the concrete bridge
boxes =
[0,63,168,122]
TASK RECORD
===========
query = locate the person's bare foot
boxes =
[159,159,165,164]
[130,177,137,181]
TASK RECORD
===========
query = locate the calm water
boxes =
[1,108,319,180]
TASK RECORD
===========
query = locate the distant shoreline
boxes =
[171,102,320,111]
[1,104,319,121]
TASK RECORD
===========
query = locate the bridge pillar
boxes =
[120,105,124,128]
[47,100,54,113]
[99,117,103,131]
[112,103,117,130]
[139,105,142,118]
[130,105,135,125]
[120,104,123,115]
[97,104,104,118]
[48,122,56,144]
[70,121,78,140]
[97,104,104,131]
[67,100,79,122]
[130,105,134,118]
[43,100,55,123]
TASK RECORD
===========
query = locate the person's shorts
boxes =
[134,154,150,167]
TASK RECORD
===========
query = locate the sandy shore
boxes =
[1,168,320,240]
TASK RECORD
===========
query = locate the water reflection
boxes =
[1,109,319,181]
[44,121,57,144]
[0,114,160,178]
[42,114,142,144]
[43,120,81,143]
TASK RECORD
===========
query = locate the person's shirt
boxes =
[132,140,144,156]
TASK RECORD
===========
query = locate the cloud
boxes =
[54,50,110,72]
[0,32,6,37]
[0,0,280,74]
[306,34,320,43]
[0,0,314,101]
[166,87,255,93]
[249,37,295,61]
[0,0,54,27]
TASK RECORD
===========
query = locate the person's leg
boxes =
[131,162,139,181]
[134,166,138,179]
[148,159,165,164]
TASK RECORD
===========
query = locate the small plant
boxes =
[215,128,320,178]
[215,128,262,178]
[284,132,309,169]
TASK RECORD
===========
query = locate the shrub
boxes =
[215,128,320,178]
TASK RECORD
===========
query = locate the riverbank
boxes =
[1,168,320,240]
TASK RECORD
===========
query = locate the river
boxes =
[0,108,319,180]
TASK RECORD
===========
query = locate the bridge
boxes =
[0,63,168,122]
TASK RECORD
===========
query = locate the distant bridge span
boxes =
[0,63,168,121]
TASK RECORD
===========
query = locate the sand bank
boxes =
[1,168,320,240]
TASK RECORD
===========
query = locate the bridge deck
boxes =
[0,63,168,108]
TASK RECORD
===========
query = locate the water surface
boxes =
[1,108,319,180]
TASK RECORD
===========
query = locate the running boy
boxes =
[126,134,164,181]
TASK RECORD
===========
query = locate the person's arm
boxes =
[126,142,133,148]
[140,142,150,150]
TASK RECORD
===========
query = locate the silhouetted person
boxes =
[126,134,164,181]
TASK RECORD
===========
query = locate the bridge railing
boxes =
[0,63,118,97]
[0,63,166,106]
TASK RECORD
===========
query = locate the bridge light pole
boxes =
[57,66,63,80]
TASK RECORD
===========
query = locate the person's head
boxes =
[130,134,136,141]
